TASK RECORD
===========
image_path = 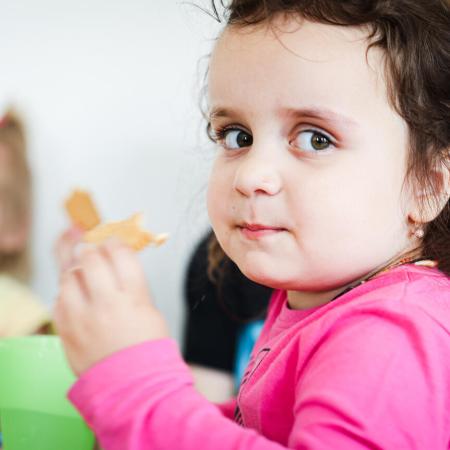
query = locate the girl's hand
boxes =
[54,239,169,375]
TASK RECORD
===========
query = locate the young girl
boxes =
[54,1,450,448]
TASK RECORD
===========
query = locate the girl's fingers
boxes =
[57,237,149,306]
[102,239,149,298]
[78,246,119,300]
[54,268,86,329]
[60,268,85,304]
[55,227,84,272]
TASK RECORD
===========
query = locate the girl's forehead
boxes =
[208,19,389,117]
[216,19,372,61]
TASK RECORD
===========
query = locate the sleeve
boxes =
[287,306,449,449]
[69,339,287,450]
[69,306,448,450]
[216,397,238,420]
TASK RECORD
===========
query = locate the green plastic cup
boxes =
[0,335,95,450]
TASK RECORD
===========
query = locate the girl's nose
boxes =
[233,154,282,197]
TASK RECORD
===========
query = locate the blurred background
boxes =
[0,0,222,342]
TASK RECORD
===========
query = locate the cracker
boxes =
[83,213,168,251]
[65,190,101,231]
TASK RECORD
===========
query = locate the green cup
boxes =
[0,335,95,450]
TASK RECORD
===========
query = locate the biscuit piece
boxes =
[65,190,101,231]
[83,213,168,251]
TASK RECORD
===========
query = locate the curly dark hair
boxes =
[205,0,450,278]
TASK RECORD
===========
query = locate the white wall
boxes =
[0,0,223,342]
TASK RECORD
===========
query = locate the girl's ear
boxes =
[409,158,450,224]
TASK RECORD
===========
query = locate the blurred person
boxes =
[0,108,50,337]
[183,229,271,402]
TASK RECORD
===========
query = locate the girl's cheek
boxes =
[207,161,224,202]
[206,176,220,223]
[207,170,230,226]
[207,186,222,225]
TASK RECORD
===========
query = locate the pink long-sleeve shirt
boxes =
[69,264,450,449]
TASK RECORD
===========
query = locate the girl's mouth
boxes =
[238,223,287,240]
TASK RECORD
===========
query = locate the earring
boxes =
[413,226,425,239]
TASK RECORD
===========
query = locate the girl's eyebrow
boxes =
[282,107,359,130]
[209,106,359,130]
[208,107,237,121]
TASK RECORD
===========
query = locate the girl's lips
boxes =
[238,223,286,240]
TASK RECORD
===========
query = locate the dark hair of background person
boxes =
[184,230,271,373]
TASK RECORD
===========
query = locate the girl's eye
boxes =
[291,130,332,153]
[218,128,253,150]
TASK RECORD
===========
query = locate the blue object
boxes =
[233,320,264,391]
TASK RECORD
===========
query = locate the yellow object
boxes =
[0,275,50,337]
[65,190,101,231]
[83,213,168,251]
[65,189,169,252]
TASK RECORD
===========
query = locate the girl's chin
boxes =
[238,265,295,290]
[238,262,329,291]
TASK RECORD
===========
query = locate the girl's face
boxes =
[207,18,416,302]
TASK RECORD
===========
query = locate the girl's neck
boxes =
[287,247,426,311]
[287,286,346,310]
